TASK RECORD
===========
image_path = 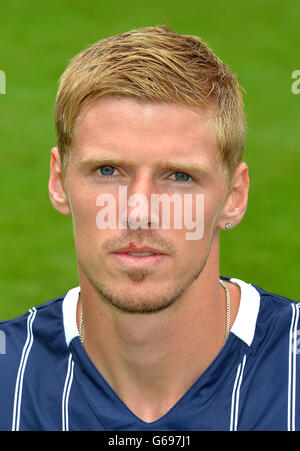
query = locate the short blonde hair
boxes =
[55,26,246,183]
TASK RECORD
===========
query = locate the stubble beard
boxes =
[92,254,210,314]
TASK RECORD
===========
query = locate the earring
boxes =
[225,223,232,230]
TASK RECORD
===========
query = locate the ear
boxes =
[218,162,249,230]
[48,147,71,215]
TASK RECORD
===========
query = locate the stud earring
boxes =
[225,223,232,230]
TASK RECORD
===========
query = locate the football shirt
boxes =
[0,277,299,431]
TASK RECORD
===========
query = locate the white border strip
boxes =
[230,278,260,347]
[62,287,81,346]
[230,354,247,431]
[62,354,74,431]
[288,303,299,431]
[11,307,37,431]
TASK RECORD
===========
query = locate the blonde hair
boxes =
[54,26,246,183]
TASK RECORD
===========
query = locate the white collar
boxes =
[62,278,260,347]
[62,286,81,346]
[229,277,260,346]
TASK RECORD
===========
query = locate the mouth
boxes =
[111,245,167,268]
[121,251,157,257]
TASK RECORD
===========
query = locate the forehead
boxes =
[72,96,219,168]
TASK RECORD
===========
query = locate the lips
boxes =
[125,252,155,257]
[111,244,167,267]
[112,246,165,256]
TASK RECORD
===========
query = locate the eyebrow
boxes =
[77,152,212,176]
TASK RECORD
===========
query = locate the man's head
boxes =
[49,26,249,314]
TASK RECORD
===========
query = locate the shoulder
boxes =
[0,292,69,359]
[0,292,74,431]
[224,276,299,350]
[252,283,299,349]
[231,279,300,362]
[251,282,299,323]
[0,293,66,328]
[228,276,299,321]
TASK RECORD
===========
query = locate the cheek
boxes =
[68,186,101,241]
[203,191,224,230]
[177,193,219,243]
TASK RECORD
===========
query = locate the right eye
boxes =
[97,165,120,177]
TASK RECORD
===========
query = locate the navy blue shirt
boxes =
[0,277,299,431]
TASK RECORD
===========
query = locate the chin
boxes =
[95,279,185,315]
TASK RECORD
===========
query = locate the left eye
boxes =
[98,165,119,176]
[170,172,192,183]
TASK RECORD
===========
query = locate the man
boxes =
[0,26,299,431]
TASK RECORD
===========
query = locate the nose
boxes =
[119,174,160,230]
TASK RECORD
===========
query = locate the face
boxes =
[50,96,247,314]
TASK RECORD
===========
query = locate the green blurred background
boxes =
[0,0,299,319]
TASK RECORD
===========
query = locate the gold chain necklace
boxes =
[79,307,84,344]
[219,279,231,344]
[79,279,230,345]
